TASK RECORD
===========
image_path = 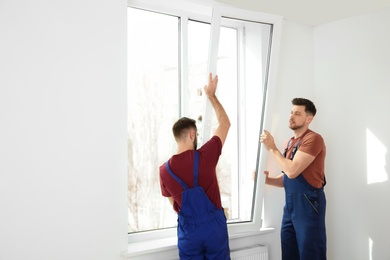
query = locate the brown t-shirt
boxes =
[284,129,326,188]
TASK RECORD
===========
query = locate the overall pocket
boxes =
[303,192,319,214]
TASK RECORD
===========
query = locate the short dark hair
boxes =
[172,117,197,140]
[291,98,317,116]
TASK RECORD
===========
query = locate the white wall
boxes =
[262,20,316,260]
[0,0,128,259]
[265,8,390,259]
[2,0,389,259]
[314,8,390,260]
[261,7,390,260]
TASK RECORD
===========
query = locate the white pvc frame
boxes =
[200,8,221,143]
[209,4,283,234]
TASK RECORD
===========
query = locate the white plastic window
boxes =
[127,0,282,238]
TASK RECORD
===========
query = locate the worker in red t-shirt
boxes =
[159,73,231,260]
[261,98,327,260]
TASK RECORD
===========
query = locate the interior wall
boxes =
[0,0,128,259]
[262,19,316,260]
[314,8,390,260]
[4,0,389,259]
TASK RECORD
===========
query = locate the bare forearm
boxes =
[207,94,230,145]
[203,73,230,145]
[269,148,298,179]
[167,196,174,206]
[208,94,230,127]
[265,173,284,187]
[261,129,296,178]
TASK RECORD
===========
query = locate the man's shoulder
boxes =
[303,129,324,145]
[200,136,222,149]
[159,158,170,174]
[196,136,222,164]
[305,129,323,138]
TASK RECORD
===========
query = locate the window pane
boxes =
[210,17,273,224]
[223,17,272,224]
[127,7,179,232]
[217,26,240,221]
[187,21,240,221]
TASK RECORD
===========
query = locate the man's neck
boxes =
[176,144,194,155]
[293,128,309,139]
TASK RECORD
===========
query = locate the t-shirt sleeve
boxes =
[198,136,222,165]
[299,133,324,157]
[159,163,171,197]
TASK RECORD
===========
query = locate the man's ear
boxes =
[189,129,196,139]
[306,115,314,124]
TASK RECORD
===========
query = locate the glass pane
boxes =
[222,17,272,223]
[187,20,240,221]
[187,18,272,224]
[214,26,239,221]
[127,7,179,233]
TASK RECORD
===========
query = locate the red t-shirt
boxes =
[284,129,326,188]
[159,136,223,213]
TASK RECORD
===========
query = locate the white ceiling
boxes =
[217,0,390,25]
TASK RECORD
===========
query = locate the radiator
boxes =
[231,244,268,260]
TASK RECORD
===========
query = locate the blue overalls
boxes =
[281,140,327,260]
[165,151,230,260]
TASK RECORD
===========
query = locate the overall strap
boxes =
[283,139,301,159]
[283,140,291,158]
[165,151,200,189]
[165,160,189,190]
[193,151,199,187]
[282,140,300,175]
[284,130,312,159]
[291,141,301,160]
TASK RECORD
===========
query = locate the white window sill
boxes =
[122,227,275,258]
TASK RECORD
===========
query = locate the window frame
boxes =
[127,0,282,243]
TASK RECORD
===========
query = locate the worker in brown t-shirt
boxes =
[261,98,327,260]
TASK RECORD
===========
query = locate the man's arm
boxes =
[167,196,174,206]
[264,171,284,187]
[261,130,315,179]
[203,73,230,146]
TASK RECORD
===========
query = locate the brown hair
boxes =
[292,98,317,116]
[172,117,197,141]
